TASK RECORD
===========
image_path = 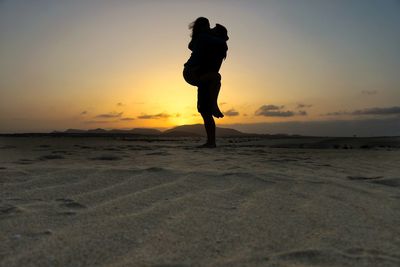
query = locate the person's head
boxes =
[212,23,229,41]
[189,17,210,38]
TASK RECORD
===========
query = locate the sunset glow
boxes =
[1,0,399,135]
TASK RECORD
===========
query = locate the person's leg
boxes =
[197,78,217,148]
[211,75,224,118]
[198,72,224,118]
[200,113,216,148]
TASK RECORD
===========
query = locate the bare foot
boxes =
[213,107,224,118]
[196,143,217,148]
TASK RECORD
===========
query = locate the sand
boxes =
[0,136,399,267]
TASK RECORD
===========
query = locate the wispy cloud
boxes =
[224,109,240,117]
[84,120,116,124]
[95,112,123,119]
[258,104,283,111]
[296,103,312,109]
[80,111,88,115]
[353,106,400,115]
[137,113,171,119]
[325,106,400,116]
[117,102,124,106]
[255,105,306,117]
[120,117,135,121]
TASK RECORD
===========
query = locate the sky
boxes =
[1,0,399,136]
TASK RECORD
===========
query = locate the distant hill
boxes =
[87,128,108,134]
[61,128,161,135]
[59,125,247,137]
[108,128,162,135]
[162,124,247,137]
[12,124,250,137]
[64,129,87,134]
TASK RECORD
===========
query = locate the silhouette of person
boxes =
[183,17,229,148]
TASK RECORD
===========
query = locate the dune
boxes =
[0,136,399,266]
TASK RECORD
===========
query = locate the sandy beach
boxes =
[1,136,400,266]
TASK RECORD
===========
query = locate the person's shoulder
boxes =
[212,34,227,44]
[197,32,211,41]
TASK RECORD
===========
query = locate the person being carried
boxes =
[183,17,229,148]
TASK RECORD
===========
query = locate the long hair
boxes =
[214,23,229,41]
[189,17,210,39]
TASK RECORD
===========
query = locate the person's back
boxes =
[201,34,228,74]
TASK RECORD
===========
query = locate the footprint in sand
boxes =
[90,155,122,161]
[371,178,400,187]
[347,175,383,180]
[12,229,53,240]
[55,198,87,215]
[38,154,65,160]
[347,176,400,187]
[15,159,35,165]
[0,204,24,217]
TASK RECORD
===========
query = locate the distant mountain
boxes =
[162,124,246,137]
[64,128,87,133]
[61,128,161,135]
[130,128,162,135]
[57,125,247,137]
[87,128,108,133]
[108,128,162,135]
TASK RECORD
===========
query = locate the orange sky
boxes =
[0,0,399,135]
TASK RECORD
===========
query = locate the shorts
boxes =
[197,73,221,114]
[183,66,201,86]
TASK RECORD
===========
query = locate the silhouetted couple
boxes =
[183,17,229,148]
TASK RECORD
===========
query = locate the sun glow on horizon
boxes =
[1,0,399,134]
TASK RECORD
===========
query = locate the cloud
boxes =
[325,106,400,116]
[120,117,135,121]
[137,113,171,119]
[259,104,283,111]
[224,109,239,117]
[325,111,345,116]
[259,110,295,117]
[296,103,312,109]
[255,105,306,117]
[95,112,123,119]
[219,102,227,106]
[84,120,116,124]
[353,106,400,115]
[361,90,377,95]
[80,111,88,115]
